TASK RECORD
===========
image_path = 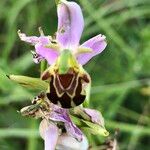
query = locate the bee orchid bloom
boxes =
[20,93,107,150]
[18,0,107,108]
[40,119,89,150]
[18,0,107,66]
[39,105,106,150]
[38,102,88,150]
[39,105,107,150]
[48,104,83,141]
[9,1,109,149]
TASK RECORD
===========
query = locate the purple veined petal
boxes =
[64,121,83,142]
[56,0,84,49]
[83,108,105,127]
[49,104,68,122]
[76,34,107,65]
[49,104,83,141]
[39,119,59,150]
[51,103,68,114]
[35,44,59,65]
[57,133,89,150]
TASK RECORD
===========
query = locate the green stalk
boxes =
[0,129,39,138]
[27,120,38,150]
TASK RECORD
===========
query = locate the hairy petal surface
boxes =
[56,0,84,49]
[76,34,107,65]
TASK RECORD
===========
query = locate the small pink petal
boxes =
[18,31,59,65]
[76,34,107,65]
[56,0,84,49]
[18,31,39,45]
[35,44,59,65]
[83,108,105,127]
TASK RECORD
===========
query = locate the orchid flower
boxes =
[18,0,106,108]
[40,119,89,150]
[20,92,107,150]
[39,105,89,150]
[18,0,107,66]
[10,0,109,149]
[39,104,107,150]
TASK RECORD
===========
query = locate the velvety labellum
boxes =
[46,70,89,108]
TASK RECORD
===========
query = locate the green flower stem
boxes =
[0,129,39,138]
[26,60,46,150]
[27,120,38,150]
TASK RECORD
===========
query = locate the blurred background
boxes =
[0,0,150,149]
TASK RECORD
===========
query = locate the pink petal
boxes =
[83,108,105,127]
[76,34,107,65]
[35,36,59,65]
[18,31,59,65]
[35,44,59,65]
[18,30,39,45]
[39,120,59,150]
[44,124,59,150]
[56,0,84,49]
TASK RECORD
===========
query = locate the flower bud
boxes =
[7,75,48,90]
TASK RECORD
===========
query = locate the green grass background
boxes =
[0,0,150,149]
